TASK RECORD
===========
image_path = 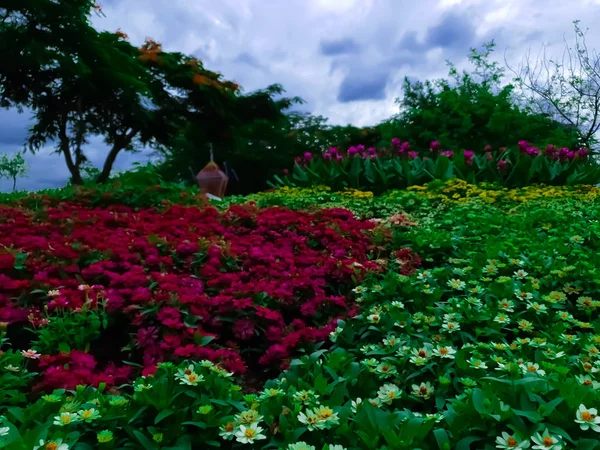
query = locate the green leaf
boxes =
[154,409,174,425]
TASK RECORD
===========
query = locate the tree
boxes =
[387,42,583,152]
[508,21,600,149]
[0,151,28,191]
[0,1,244,185]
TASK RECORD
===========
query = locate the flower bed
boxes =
[2,182,600,449]
[0,202,386,392]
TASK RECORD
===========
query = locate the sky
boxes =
[2,0,600,191]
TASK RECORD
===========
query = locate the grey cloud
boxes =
[338,71,389,103]
[0,109,32,147]
[235,52,263,69]
[320,38,360,56]
[424,13,476,50]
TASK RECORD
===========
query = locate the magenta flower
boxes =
[329,147,338,155]
[430,141,440,152]
[304,152,312,161]
[497,160,508,172]
[441,150,454,159]
[485,152,493,161]
[347,146,358,156]
[484,145,492,152]
[283,169,289,175]
[323,152,331,160]
[518,140,529,150]
[578,147,590,159]
[391,138,401,146]
[408,151,418,160]
[525,147,539,157]
[294,156,302,164]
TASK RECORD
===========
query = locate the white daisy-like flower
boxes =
[495,431,530,449]
[411,382,434,399]
[33,438,69,450]
[447,279,466,290]
[297,410,325,431]
[521,362,545,376]
[218,422,236,440]
[468,358,488,370]
[575,404,600,431]
[433,345,456,359]
[514,270,528,279]
[174,365,204,386]
[531,429,561,450]
[234,423,267,444]
[351,398,362,414]
[0,426,9,437]
[53,412,79,426]
[377,383,401,404]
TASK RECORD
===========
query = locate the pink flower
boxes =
[430,141,440,152]
[391,138,401,147]
[21,349,41,359]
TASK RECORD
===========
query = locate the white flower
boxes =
[314,405,339,426]
[175,365,204,386]
[351,398,362,414]
[531,429,561,450]
[521,363,545,376]
[468,358,487,370]
[390,301,405,309]
[526,301,548,314]
[4,364,20,372]
[514,270,528,279]
[53,412,79,426]
[218,422,236,440]
[235,423,267,444]
[495,431,530,449]
[287,443,316,450]
[433,345,456,359]
[78,408,101,422]
[367,314,381,324]
[328,446,347,450]
[575,404,600,432]
[0,426,9,437]
[447,279,466,290]
[442,321,460,332]
[377,383,401,404]
[297,410,325,431]
[33,438,69,450]
[494,313,511,325]
[20,349,40,359]
[411,382,434,399]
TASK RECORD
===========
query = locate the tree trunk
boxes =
[58,117,84,185]
[96,130,137,184]
[12,176,16,192]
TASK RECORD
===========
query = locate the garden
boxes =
[2,147,600,448]
[3,2,600,449]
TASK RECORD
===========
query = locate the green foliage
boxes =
[382,42,584,151]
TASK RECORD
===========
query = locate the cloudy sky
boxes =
[2,0,600,191]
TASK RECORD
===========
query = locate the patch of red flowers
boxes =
[0,202,389,389]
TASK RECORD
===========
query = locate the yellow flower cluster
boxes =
[338,188,374,199]
[409,179,600,204]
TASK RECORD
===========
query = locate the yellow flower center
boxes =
[46,444,59,450]
[447,323,455,329]
[225,422,234,432]
[440,347,448,355]
[187,374,197,382]
[244,429,256,438]
[543,436,554,447]
[507,437,518,447]
[61,415,71,424]
[318,408,333,419]
[582,411,593,422]
[527,365,537,372]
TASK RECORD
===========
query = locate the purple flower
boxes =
[463,150,474,165]
[484,145,492,153]
[577,147,590,159]
[368,147,376,155]
[441,150,454,159]
[329,147,338,155]
[283,168,289,175]
[430,141,440,151]
[304,152,312,161]
[567,151,576,160]
[323,152,332,160]
[347,146,358,156]
[294,156,302,164]
[399,142,410,153]
[497,160,508,172]
[485,152,493,161]
[336,154,343,162]
[391,138,401,147]
[518,140,529,150]
[357,144,365,152]
[525,147,539,157]
[408,151,418,160]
